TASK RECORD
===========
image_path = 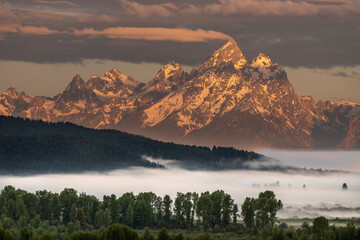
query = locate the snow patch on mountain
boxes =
[143,93,183,127]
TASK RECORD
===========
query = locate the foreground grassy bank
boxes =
[1,217,360,240]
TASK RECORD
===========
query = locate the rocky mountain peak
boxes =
[251,53,273,68]
[104,68,123,79]
[200,38,247,71]
[102,68,140,89]
[90,74,100,79]
[3,87,19,97]
[65,74,86,91]
[154,61,184,83]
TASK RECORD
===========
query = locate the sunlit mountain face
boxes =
[1,40,359,150]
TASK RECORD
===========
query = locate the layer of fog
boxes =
[0,151,359,219]
[260,149,360,171]
[1,169,359,219]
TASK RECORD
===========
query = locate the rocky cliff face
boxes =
[339,112,360,149]
[1,39,359,150]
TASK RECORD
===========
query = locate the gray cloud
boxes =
[0,0,359,68]
[332,71,351,78]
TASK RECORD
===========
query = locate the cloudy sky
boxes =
[0,0,359,101]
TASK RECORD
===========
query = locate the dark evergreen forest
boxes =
[0,116,266,174]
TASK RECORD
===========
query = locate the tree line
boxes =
[0,186,267,234]
[1,186,360,240]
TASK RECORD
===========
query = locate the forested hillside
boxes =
[0,116,266,174]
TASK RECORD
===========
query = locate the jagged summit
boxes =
[65,75,86,91]
[251,53,273,68]
[200,38,247,71]
[104,68,123,79]
[4,87,18,95]
[154,61,184,84]
[336,99,360,107]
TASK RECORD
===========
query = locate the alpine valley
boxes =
[1,39,359,150]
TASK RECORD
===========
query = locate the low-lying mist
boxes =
[0,150,359,219]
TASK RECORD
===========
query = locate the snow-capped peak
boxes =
[200,38,247,71]
[104,68,123,80]
[102,68,139,88]
[90,74,99,79]
[336,99,360,107]
[251,53,272,68]
[155,61,183,82]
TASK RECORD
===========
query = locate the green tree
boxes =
[16,197,28,221]
[222,193,233,228]
[153,196,163,226]
[241,197,255,230]
[23,192,38,219]
[285,227,297,240]
[17,216,28,228]
[255,191,278,229]
[191,192,199,227]
[40,234,56,240]
[196,192,213,229]
[31,215,41,229]
[6,199,15,219]
[232,204,238,224]
[75,208,86,230]
[183,192,193,229]
[110,194,120,224]
[312,216,329,240]
[158,227,170,240]
[1,216,14,230]
[0,227,15,240]
[133,199,147,228]
[100,224,138,240]
[19,227,34,240]
[60,188,78,225]
[100,224,125,240]
[299,229,309,240]
[71,232,98,240]
[94,209,104,229]
[163,195,172,228]
[261,226,270,240]
[103,208,112,227]
[36,190,52,221]
[143,227,154,240]
[174,193,185,228]
[118,193,135,224]
[49,193,61,224]
[210,190,224,227]
[125,204,134,227]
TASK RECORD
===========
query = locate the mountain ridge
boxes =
[1,39,359,150]
[0,115,268,174]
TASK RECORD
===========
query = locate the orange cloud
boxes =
[71,27,230,42]
[204,0,360,16]
[119,0,360,17]
[33,0,78,7]
[0,24,60,39]
[19,25,59,35]
[120,0,178,18]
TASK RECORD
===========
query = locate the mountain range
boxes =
[1,39,359,150]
